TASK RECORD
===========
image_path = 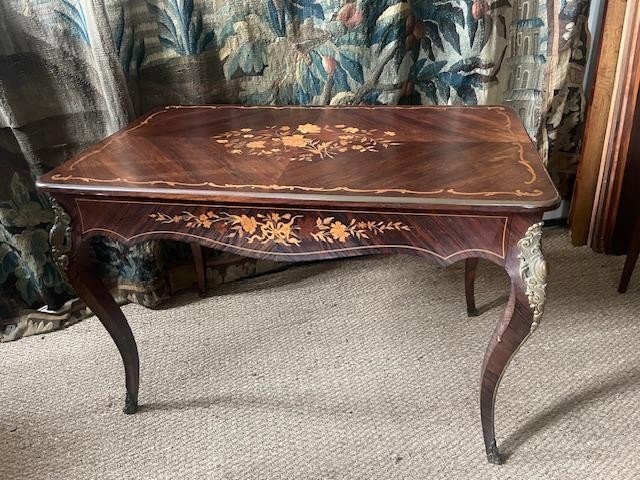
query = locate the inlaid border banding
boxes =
[51,136,541,199]
[48,105,545,201]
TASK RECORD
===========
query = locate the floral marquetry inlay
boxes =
[310,217,411,243]
[150,211,303,246]
[211,123,403,162]
[149,211,411,247]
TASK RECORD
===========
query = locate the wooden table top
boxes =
[37,105,560,212]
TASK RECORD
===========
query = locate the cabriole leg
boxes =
[191,243,208,297]
[480,222,547,464]
[67,241,140,414]
[619,215,640,293]
[465,257,479,317]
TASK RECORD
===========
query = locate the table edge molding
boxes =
[49,140,542,200]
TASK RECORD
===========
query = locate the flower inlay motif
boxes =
[310,217,411,243]
[149,211,411,246]
[150,211,303,246]
[212,123,403,162]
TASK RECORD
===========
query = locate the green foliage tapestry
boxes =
[0,0,589,340]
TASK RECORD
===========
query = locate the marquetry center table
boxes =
[37,105,559,464]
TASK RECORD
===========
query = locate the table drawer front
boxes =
[76,199,508,263]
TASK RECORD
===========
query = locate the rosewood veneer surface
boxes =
[38,105,558,210]
[37,105,559,466]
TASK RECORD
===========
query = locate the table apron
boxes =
[72,198,510,266]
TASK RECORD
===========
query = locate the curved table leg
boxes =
[619,213,640,293]
[191,243,208,297]
[465,258,479,317]
[480,222,547,464]
[67,241,140,414]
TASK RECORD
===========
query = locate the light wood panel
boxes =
[589,0,640,252]
[569,0,627,245]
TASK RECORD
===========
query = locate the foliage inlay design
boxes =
[212,123,403,162]
[517,222,547,333]
[149,211,411,246]
[150,211,303,246]
[310,217,410,243]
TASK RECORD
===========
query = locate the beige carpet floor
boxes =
[1,228,639,480]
